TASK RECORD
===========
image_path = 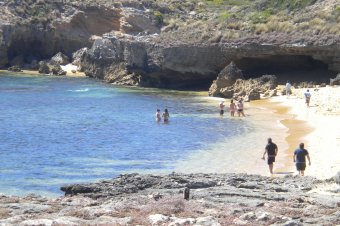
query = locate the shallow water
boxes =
[1,73,283,197]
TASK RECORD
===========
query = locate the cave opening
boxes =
[234,55,337,85]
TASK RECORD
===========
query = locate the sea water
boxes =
[0,72,288,197]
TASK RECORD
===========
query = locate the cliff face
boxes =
[0,0,339,88]
[81,35,339,89]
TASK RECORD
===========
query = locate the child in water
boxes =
[155,109,161,122]
[219,101,225,116]
[162,109,170,122]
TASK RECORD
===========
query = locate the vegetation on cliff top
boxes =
[1,0,339,44]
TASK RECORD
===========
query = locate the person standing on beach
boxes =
[293,143,311,176]
[229,99,236,117]
[155,109,161,122]
[219,101,225,116]
[162,109,170,122]
[262,138,278,174]
[285,81,292,97]
[237,98,245,117]
[304,89,311,107]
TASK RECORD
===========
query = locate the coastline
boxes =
[264,87,340,179]
[0,65,86,77]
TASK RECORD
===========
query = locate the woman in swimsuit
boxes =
[162,109,170,122]
[229,99,236,117]
[237,99,245,117]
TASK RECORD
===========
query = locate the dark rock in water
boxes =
[330,74,340,86]
[38,61,50,74]
[49,52,70,66]
[7,66,22,72]
[209,62,243,96]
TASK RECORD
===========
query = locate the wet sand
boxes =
[250,99,314,176]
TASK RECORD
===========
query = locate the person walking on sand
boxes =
[162,108,170,122]
[237,98,245,117]
[155,109,161,122]
[262,138,278,174]
[293,143,311,176]
[285,81,292,98]
[219,101,225,116]
[304,89,311,107]
[229,99,236,117]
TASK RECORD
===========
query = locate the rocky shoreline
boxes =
[0,173,339,225]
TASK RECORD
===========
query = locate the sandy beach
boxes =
[266,86,340,178]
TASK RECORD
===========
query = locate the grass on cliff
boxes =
[159,0,340,43]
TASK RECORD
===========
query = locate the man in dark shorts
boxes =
[262,138,278,174]
[293,143,311,176]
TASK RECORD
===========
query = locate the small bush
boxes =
[249,9,272,24]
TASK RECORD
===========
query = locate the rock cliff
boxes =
[0,0,340,90]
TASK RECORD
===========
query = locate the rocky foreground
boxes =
[0,173,339,225]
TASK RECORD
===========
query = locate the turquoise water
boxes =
[0,73,250,196]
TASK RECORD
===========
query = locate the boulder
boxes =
[49,52,70,66]
[209,61,243,96]
[330,74,340,86]
[50,64,66,76]
[7,66,22,72]
[72,48,88,67]
[38,61,50,74]
[334,171,340,184]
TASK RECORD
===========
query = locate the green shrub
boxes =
[153,11,164,25]
[249,9,272,24]
[264,0,317,11]
[219,11,231,20]
[334,6,340,17]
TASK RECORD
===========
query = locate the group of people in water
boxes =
[155,108,169,122]
[262,138,311,176]
[219,98,245,117]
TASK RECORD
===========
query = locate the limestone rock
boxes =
[72,48,88,67]
[334,171,340,184]
[38,61,50,74]
[148,214,169,225]
[330,74,340,86]
[50,64,66,76]
[49,52,70,66]
[7,65,22,72]
[209,61,243,96]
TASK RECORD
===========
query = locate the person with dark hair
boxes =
[162,109,170,122]
[237,98,245,117]
[262,138,278,174]
[294,143,311,176]
[155,109,161,122]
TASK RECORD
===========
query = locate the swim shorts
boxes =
[237,109,243,112]
[296,162,306,171]
[305,97,310,104]
[267,157,275,165]
[220,110,224,115]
